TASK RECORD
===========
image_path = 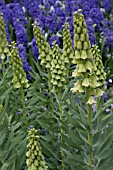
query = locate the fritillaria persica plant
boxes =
[0,8,113,170]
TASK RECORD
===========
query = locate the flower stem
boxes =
[1,59,5,77]
[20,87,27,128]
[47,68,54,114]
[58,87,64,169]
[86,88,93,170]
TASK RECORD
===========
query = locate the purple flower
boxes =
[86,18,96,44]
[18,44,32,73]
[14,23,28,47]
[102,0,112,12]
[17,111,21,115]
[106,108,110,113]
[111,104,113,109]
[7,3,27,25]
[48,35,60,47]
[104,92,108,99]
[31,38,39,60]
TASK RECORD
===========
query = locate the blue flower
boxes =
[48,35,60,47]
[31,38,39,60]
[102,0,112,12]
[18,44,32,73]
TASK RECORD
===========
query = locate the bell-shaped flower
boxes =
[82,78,91,87]
[95,88,104,97]
[81,50,87,59]
[78,64,86,73]
[75,50,81,59]
[85,61,93,72]
[87,96,97,105]
[77,41,82,50]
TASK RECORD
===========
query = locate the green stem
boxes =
[66,63,69,78]
[1,59,5,77]
[47,68,54,114]
[28,49,36,72]
[58,88,64,169]
[86,88,93,170]
[20,87,27,128]
[96,97,100,112]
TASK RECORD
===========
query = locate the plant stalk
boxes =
[58,87,64,169]
[47,68,54,114]
[20,87,27,128]
[86,88,93,170]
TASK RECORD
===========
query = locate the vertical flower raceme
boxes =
[0,13,10,60]
[71,10,104,105]
[51,41,66,92]
[92,45,106,92]
[10,41,29,89]
[26,128,48,170]
[62,22,74,68]
[33,21,52,69]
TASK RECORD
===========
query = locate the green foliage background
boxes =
[0,56,113,170]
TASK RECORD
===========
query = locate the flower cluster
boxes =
[51,41,66,92]
[0,2,10,43]
[71,10,105,105]
[0,13,10,60]
[92,45,106,91]
[10,41,29,89]
[26,128,47,170]
[62,22,74,65]
[33,21,52,69]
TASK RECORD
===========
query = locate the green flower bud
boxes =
[80,34,85,41]
[77,41,82,50]
[31,163,37,170]
[79,21,83,27]
[26,159,31,167]
[85,33,89,41]
[82,28,87,34]
[74,34,79,41]
[34,160,39,167]
[1,53,5,59]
